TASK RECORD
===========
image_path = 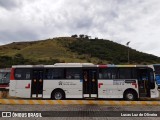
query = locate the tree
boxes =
[0,56,12,67]
[79,34,84,39]
[84,35,89,39]
[71,34,78,38]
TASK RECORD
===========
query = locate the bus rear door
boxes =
[31,69,43,98]
[83,69,98,98]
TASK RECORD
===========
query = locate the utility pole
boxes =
[126,41,130,64]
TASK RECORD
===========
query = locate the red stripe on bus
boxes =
[99,65,107,68]
[98,83,103,88]
[10,68,15,80]
[25,83,30,89]
[132,83,137,88]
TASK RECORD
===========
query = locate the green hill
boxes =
[0,37,160,67]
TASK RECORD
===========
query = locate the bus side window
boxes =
[99,68,117,79]
[0,72,6,83]
[111,68,118,79]
[15,69,31,80]
[118,68,132,79]
[15,70,22,79]
[132,68,137,79]
[3,72,10,83]
[99,73,102,79]
[44,69,52,79]
[45,69,64,79]
[98,68,108,79]
[26,72,30,79]
[66,68,81,79]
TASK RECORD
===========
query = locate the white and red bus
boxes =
[9,63,159,100]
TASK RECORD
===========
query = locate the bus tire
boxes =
[51,89,65,100]
[124,90,137,101]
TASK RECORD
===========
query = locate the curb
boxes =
[0,99,160,105]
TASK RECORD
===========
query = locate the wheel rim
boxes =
[127,93,134,100]
[55,92,62,100]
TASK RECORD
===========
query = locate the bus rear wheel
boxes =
[51,90,65,100]
[124,91,137,101]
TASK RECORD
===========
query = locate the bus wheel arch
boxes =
[51,88,65,100]
[123,88,138,101]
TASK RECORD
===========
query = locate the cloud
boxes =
[0,30,39,44]
[0,0,160,56]
[0,0,20,10]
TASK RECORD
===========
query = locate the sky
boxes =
[0,0,160,56]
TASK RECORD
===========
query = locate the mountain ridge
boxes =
[0,37,159,67]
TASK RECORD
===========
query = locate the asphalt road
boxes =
[0,105,160,120]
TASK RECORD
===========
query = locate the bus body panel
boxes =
[98,79,139,98]
[43,79,83,98]
[15,80,31,98]
[9,80,16,97]
[61,80,83,98]
[116,79,139,98]
[98,80,120,98]
[43,80,62,98]
[150,82,159,98]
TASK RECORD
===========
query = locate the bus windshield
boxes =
[0,71,10,84]
[153,65,160,87]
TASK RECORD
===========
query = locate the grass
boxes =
[0,37,160,65]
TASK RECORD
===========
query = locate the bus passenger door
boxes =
[83,69,98,98]
[31,70,43,98]
[137,68,150,97]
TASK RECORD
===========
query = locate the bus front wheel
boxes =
[124,91,137,101]
[51,90,65,100]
